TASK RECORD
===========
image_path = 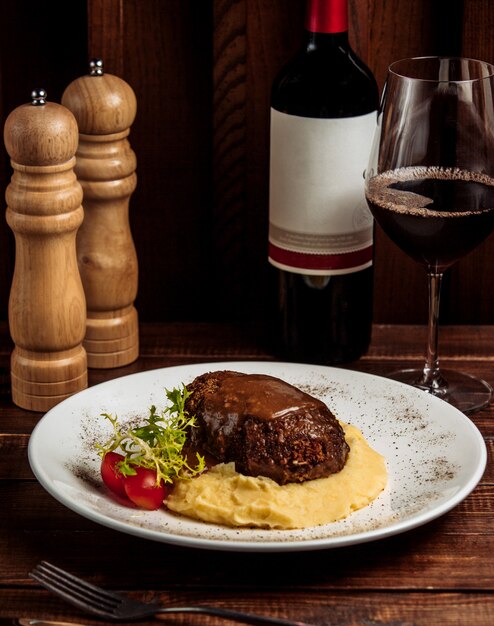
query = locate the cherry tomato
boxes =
[123,466,166,510]
[101,452,127,498]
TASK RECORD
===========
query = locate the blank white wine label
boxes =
[269,108,376,275]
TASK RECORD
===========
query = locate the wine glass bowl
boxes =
[366,167,494,271]
[365,56,494,413]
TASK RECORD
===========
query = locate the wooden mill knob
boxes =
[4,89,87,411]
[62,58,139,369]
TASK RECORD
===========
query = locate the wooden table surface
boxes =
[1,321,493,626]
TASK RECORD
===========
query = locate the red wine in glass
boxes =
[367,167,494,272]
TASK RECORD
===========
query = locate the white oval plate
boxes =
[28,361,487,552]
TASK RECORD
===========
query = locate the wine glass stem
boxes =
[420,271,446,391]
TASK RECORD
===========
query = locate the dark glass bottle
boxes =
[269,0,379,364]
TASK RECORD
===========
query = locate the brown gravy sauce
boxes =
[203,373,325,422]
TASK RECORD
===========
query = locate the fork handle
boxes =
[155,605,313,626]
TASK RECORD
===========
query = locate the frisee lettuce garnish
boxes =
[96,385,205,485]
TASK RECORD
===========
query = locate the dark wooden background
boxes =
[0,0,493,340]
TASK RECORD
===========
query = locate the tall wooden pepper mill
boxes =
[62,58,139,368]
[4,89,88,411]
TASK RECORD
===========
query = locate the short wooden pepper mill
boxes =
[62,58,139,369]
[4,89,88,411]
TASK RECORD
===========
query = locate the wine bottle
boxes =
[269,0,378,364]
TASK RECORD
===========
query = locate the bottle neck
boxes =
[305,0,348,34]
[304,0,349,51]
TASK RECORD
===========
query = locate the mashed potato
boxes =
[166,423,387,529]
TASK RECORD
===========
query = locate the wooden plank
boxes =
[1,1,494,327]
[1,0,493,327]
[350,0,371,62]
[7,320,491,360]
[0,434,31,479]
[86,0,214,322]
[2,590,494,626]
[462,0,494,63]
[1,321,494,370]
[367,0,436,89]
[211,0,250,319]
[211,0,303,324]
[87,0,124,76]
[448,0,494,325]
[2,322,494,433]
[2,482,494,589]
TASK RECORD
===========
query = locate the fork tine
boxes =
[37,561,123,602]
[29,561,121,617]
[35,561,121,605]
[30,570,113,618]
[31,562,118,610]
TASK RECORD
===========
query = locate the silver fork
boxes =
[29,561,314,626]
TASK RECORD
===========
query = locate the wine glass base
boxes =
[387,368,493,414]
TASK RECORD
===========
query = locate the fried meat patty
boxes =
[185,370,349,485]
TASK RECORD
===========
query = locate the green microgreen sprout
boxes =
[96,385,205,485]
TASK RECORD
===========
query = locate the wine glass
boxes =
[365,56,494,413]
